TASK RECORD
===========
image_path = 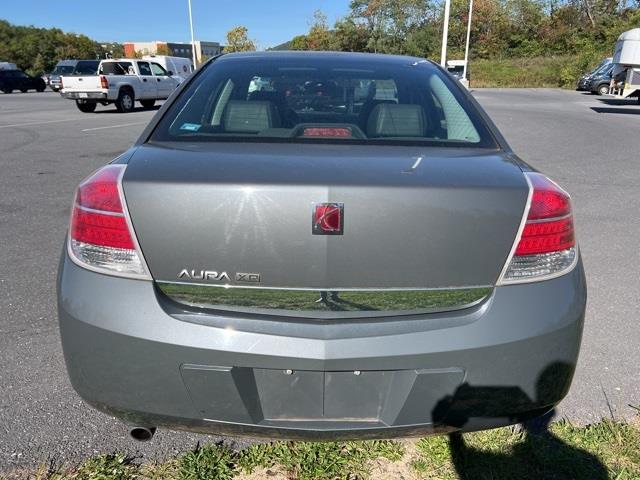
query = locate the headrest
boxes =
[367,104,426,138]
[223,100,281,133]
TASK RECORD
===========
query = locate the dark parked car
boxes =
[589,66,614,95]
[0,69,46,93]
[58,52,586,442]
[577,57,612,91]
[47,59,100,92]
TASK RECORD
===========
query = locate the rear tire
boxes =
[140,99,155,109]
[2,88,12,94]
[36,86,45,93]
[20,88,28,93]
[115,89,135,113]
[75,100,97,113]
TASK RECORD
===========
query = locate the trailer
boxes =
[609,28,640,102]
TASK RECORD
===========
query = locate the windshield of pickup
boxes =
[150,54,496,148]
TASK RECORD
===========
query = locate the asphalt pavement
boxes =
[0,89,639,472]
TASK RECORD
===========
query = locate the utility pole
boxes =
[188,0,198,68]
[463,0,474,81]
[440,0,451,67]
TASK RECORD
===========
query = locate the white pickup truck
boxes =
[60,59,180,113]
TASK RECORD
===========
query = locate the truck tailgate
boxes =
[60,75,101,92]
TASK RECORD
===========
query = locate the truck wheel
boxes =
[115,89,135,113]
[140,99,155,109]
[20,88,28,93]
[2,88,12,94]
[36,86,45,93]
[597,84,609,96]
[75,100,97,113]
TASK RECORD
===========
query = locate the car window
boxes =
[138,62,152,76]
[74,61,99,75]
[53,65,75,75]
[150,63,168,76]
[100,62,133,75]
[150,57,495,148]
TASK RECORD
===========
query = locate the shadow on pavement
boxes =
[595,97,639,106]
[591,107,640,115]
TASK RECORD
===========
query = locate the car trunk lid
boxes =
[123,143,527,298]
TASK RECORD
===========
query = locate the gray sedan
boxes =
[57,52,586,441]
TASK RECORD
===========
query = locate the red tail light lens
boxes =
[100,75,109,89]
[71,208,134,250]
[515,217,574,256]
[68,165,149,278]
[527,174,571,220]
[499,173,577,284]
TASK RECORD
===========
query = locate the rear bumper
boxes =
[61,91,107,100]
[57,251,586,439]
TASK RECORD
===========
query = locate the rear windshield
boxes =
[74,61,99,75]
[150,56,497,148]
[53,65,75,75]
[99,61,133,75]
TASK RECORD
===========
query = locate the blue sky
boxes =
[2,0,351,48]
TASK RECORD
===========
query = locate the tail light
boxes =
[68,164,150,279]
[498,172,577,284]
[100,75,109,89]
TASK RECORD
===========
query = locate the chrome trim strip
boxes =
[75,204,124,217]
[157,283,493,318]
[157,279,494,292]
[496,173,533,285]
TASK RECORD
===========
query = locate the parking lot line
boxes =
[81,122,148,132]
[0,117,88,129]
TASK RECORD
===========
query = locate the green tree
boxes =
[225,26,257,52]
[349,0,432,54]
[334,18,370,51]
[289,34,309,50]
[306,10,341,50]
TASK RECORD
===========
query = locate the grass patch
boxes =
[471,55,603,89]
[3,419,639,479]
[413,419,640,479]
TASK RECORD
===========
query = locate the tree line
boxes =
[3,0,640,79]
[279,0,640,65]
[0,20,122,76]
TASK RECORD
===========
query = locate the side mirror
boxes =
[168,71,173,76]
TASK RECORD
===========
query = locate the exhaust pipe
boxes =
[129,426,156,442]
